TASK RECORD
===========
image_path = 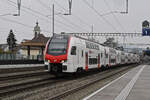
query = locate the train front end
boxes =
[44,35,71,74]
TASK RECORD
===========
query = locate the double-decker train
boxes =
[44,34,140,75]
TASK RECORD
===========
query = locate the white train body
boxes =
[45,35,140,74]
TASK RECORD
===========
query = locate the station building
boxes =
[21,22,50,59]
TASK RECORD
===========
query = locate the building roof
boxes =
[21,33,50,47]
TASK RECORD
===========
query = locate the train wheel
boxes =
[101,65,105,71]
[77,67,83,73]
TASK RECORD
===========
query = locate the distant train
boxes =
[44,34,140,75]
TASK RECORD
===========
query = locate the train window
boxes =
[71,46,76,55]
[47,35,69,56]
[89,58,97,65]
[82,50,83,57]
[105,54,108,58]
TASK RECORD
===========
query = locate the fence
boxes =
[0,54,44,65]
[0,53,44,61]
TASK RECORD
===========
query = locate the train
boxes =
[44,34,140,75]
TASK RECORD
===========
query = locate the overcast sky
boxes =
[0,0,150,47]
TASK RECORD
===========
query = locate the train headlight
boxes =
[61,60,64,63]
[61,60,67,63]
[44,59,49,65]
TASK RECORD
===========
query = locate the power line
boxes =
[5,0,79,32]
[23,0,87,32]
[37,0,51,10]
[0,16,52,33]
[0,17,33,28]
[57,14,89,32]
[1,0,51,33]
[4,0,50,23]
[7,0,50,18]
[38,0,89,32]
[53,0,91,29]
[103,0,126,32]
[36,0,89,32]
[1,17,51,33]
[83,0,119,33]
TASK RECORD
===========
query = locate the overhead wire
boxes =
[0,0,51,33]
[21,0,88,32]
[0,4,50,33]
[53,0,91,29]
[7,0,82,32]
[56,15,89,32]
[0,16,52,33]
[103,0,126,32]
[1,0,50,32]
[83,0,119,33]
[3,0,121,33]
[5,0,79,32]
[0,17,33,29]
[3,0,50,23]
[37,0,89,32]
[37,0,51,10]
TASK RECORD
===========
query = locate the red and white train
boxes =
[44,34,140,75]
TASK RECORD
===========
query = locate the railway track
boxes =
[0,77,61,98]
[0,66,45,74]
[0,70,48,81]
[15,65,138,100]
[0,66,56,99]
[47,65,139,100]
[0,64,138,100]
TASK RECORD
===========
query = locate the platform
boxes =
[83,65,150,100]
[0,64,44,69]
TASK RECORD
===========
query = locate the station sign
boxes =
[142,28,150,36]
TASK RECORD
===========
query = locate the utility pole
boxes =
[120,0,128,14]
[64,0,73,15]
[52,4,54,36]
[126,0,128,13]
[68,0,72,15]
[51,1,72,36]
[0,0,21,16]
[13,0,21,16]
[17,0,21,15]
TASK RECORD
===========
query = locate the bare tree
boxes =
[103,37,118,48]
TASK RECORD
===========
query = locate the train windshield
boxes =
[47,35,69,56]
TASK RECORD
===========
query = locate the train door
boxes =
[70,46,78,69]
[100,47,104,67]
[85,52,88,71]
[77,46,80,67]
[77,44,84,68]
[105,48,109,67]
[98,54,100,69]
[80,49,84,68]
[104,49,106,66]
